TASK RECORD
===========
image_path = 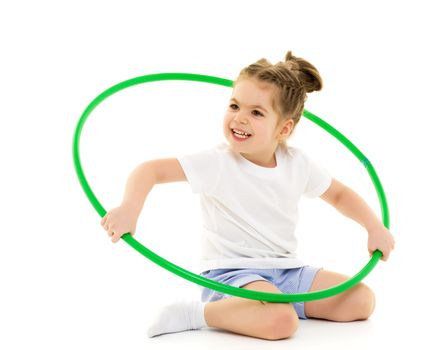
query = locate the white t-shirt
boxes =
[177,142,332,273]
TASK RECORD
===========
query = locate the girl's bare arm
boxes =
[101,159,187,242]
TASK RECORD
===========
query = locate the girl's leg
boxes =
[304,270,376,321]
[205,280,299,340]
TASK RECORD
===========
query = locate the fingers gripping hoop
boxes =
[72,72,390,303]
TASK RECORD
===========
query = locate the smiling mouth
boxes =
[231,128,252,140]
[231,128,252,136]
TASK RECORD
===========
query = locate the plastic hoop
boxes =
[73,72,390,302]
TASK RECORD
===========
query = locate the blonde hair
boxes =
[234,51,323,149]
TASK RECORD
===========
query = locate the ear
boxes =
[280,119,294,136]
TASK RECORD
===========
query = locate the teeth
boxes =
[233,129,251,136]
[234,133,248,139]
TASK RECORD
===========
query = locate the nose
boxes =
[233,111,248,124]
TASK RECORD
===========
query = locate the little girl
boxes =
[100,51,395,340]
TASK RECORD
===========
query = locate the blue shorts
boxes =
[199,266,322,320]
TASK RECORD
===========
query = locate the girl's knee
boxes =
[265,304,299,340]
[354,283,376,320]
[240,280,299,339]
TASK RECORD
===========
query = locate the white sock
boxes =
[147,300,208,338]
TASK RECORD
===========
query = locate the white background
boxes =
[1,0,437,348]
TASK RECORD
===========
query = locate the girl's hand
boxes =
[100,205,138,243]
[367,223,395,261]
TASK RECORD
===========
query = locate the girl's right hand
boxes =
[100,204,138,243]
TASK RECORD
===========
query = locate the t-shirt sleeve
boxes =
[302,152,332,198]
[176,147,222,195]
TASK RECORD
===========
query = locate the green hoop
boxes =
[73,72,390,303]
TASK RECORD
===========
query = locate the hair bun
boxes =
[285,50,322,93]
[285,51,301,71]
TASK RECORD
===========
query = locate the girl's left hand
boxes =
[367,223,395,261]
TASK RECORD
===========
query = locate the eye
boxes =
[252,110,264,117]
[229,103,238,110]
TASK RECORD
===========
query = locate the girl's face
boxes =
[223,77,293,167]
